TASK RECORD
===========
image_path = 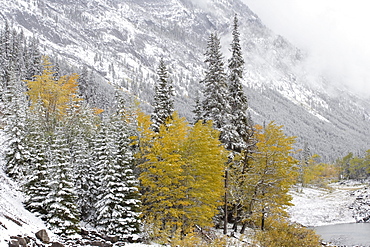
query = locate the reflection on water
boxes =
[314,223,370,246]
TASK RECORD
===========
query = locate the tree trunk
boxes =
[223,169,228,235]
[240,222,247,234]
[261,210,265,231]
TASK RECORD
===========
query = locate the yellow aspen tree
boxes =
[25,56,81,130]
[139,112,190,235]
[182,120,228,231]
[249,122,298,230]
[298,154,321,187]
[138,115,228,239]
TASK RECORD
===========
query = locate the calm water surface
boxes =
[314,223,370,246]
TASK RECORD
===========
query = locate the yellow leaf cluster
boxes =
[25,56,82,124]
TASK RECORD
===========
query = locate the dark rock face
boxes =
[35,229,50,244]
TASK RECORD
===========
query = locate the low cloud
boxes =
[242,0,370,97]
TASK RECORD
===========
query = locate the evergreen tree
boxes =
[192,94,202,124]
[65,102,99,221]
[90,120,111,224]
[2,71,29,180]
[0,21,12,85]
[228,14,253,153]
[25,36,42,80]
[151,57,174,132]
[226,15,257,233]
[45,128,80,235]
[23,102,50,219]
[95,92,141,240]
[199,33,231,146]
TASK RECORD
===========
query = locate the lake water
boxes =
[314,223,370,246]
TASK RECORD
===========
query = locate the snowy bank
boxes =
[0,169,56,246]
[288,182,366,227]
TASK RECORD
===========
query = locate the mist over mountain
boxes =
[1,0,369,161]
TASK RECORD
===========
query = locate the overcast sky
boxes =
[241,0,370,97]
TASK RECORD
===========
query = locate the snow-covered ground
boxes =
[0,167,158,246]
[0,169,56,246]
[288,182,366,227]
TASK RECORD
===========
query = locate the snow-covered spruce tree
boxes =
[91,118,116,226]
[66,104,100,222]
[2,71,29,181]
[95,92,141,240]
[151,57,174,132]
[24,36,42,80]
[23,101,50,219]
[0,21,12,85]
[192,94,203,124]
[226,15,257,233]
[228,14,254,153]
[199,33,232,145]
[45,128,80,235]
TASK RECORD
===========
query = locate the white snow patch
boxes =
[0,170,55,245]
[288,183,364,227]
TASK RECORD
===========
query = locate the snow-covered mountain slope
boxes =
[1,0,369,160]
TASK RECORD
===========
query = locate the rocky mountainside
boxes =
[1,0,369,161]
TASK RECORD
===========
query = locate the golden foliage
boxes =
[170,229,227,247]
[247,122,298,229]
[138,114,227,238]
[25,56,82,126]
[299,154,340,187]
[254,218,321,247]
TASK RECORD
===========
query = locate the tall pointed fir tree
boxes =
[90,120,111,224]
[2,71,29,181]
[95,92,141,240]
[0,21,12,86]
[45,128,80,235]
[23,101,50,220]
[151,57,174,132]
[199,33,232,146]
[62,99,99,222]
[226,15,257,233]
[24,36,42,80]
[228,14,254,153]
